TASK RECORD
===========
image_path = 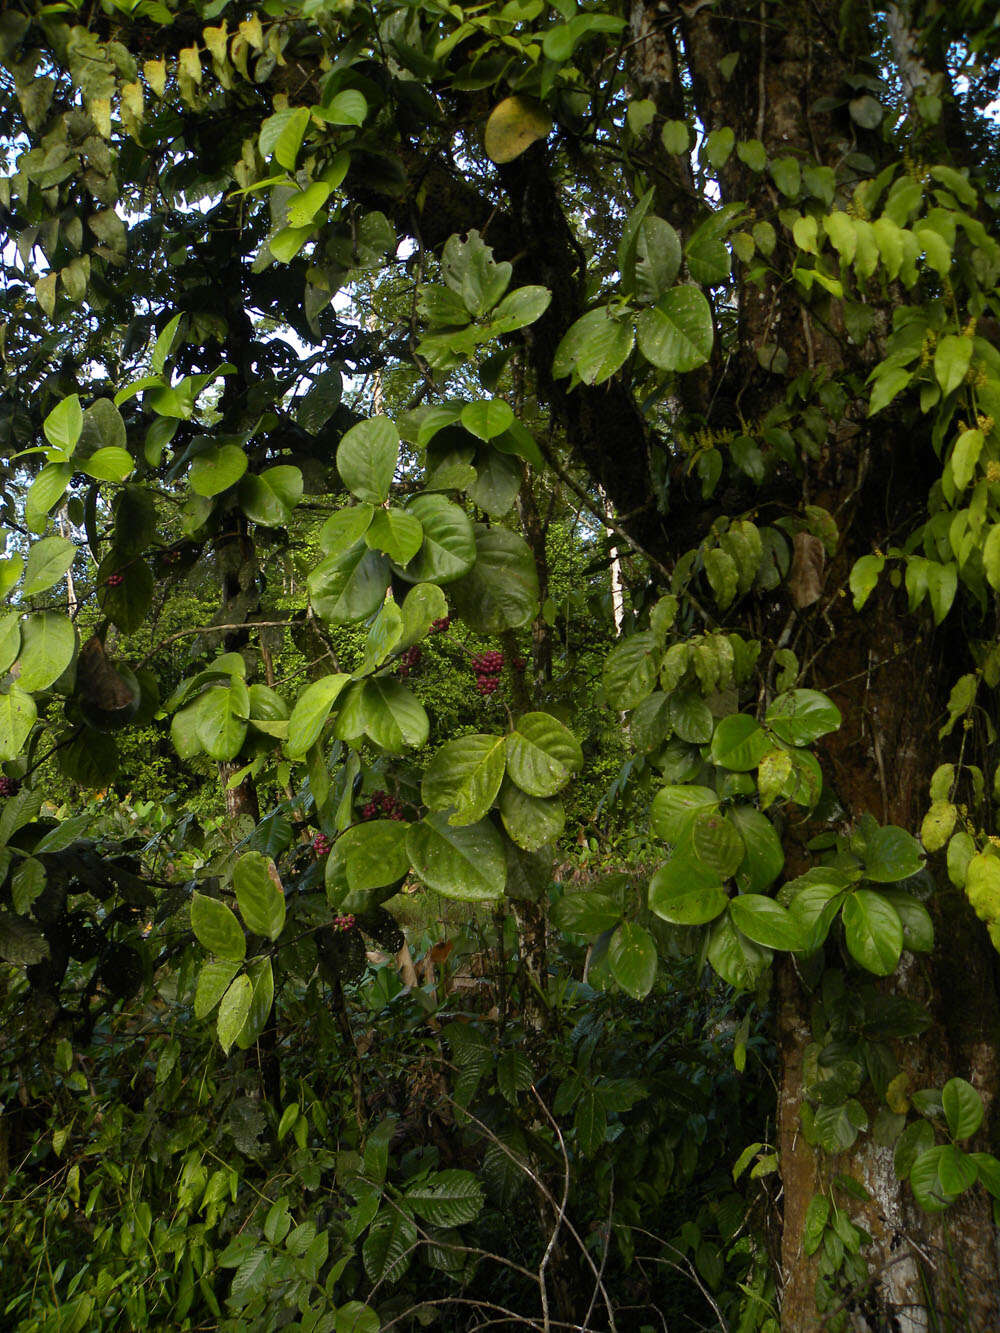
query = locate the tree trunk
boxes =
[624,0,1000,1321]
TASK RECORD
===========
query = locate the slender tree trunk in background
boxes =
[626,0,1000,1322]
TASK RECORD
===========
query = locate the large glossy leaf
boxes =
[193,680,250,761]
[551,888,623,935]
[450,527,539,632]
[351,678,429,752]
[191,892,246,961]
[422,734,506,825]
[398,583,448,649]
[22,537,77,597]
[235,957,275,1049]
[648,857,728,925]
[16,613,77,692]
[636,286,714,371]
[841,889,903,975]
[730,805,784,892]
[308,542,390,624]
[337,416,399,504]
[239,465,303,526]
[650,784,718,842]
[608,921,657,998]
[499,784,565,851]
[728,894,806,951]
[709,714,770,771]
[706,913,771,990]
[189,444,248,496]
[285,673,351,757]
[404,1170,484,1227]
[233,852,286,940]
[602,632,658,710]
[552,306,634,385]
[505,713,582,797]
[365,508,423,566]
[340,820,410,892]
[765,689,841,745]
[217,973,253,1054]
[406,813,506,900]
[397,494,476,584]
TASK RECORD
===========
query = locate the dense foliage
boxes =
[4,0,1000,1328]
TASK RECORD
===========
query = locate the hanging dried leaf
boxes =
[484,97,551,165]
[787,531,825,608]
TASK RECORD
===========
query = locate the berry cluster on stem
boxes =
[312,833,331,856]
[361,789,404,821]
[331,914,355,932]
[106,572,124,588]
[472,650,504,696]
[0,776,18,798]
[429,616,451,635]
[397,646,421,678]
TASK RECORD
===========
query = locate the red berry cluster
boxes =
[0,776,18,798]
[513,655,527,671]
[361,789,405,821]
[472,650,504,695]
[163,549,182,565]
[397,646,421,678]
[429,616,451,634]
[106,572,124,588]
[312,833,331,856]
[331,913,356,932]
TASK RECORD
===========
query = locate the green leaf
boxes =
[636,286,714,371]
[765,689,841,746]
[422,734,507,825]
[80,447,134,482]
[862,824,924,882]
[365,508,423,566]
[193,682,249,761]
[608,921,657,998]
[706,912,771,989]
[233,853,286,940]
[362,1205,417,1285]
[942,1077,984,1141]
[194,958,241,1019]
[189,444,248,497]
[668,691,714,744]
[236,956,275,1049]
[398,583,448,649]
[650,784,719,841]
[633,216,682,303]
[499,784,565,852]
[217,973,253,1054]
[286,674,351,757]
[309,542,390,624]
[340,820,410,892]
[43,396,83,453]
[461,399,514,441]
[934,334,973,398]
[22,537,77,597]
[553,307,634,386]
[926,561,957,624]
[803,1194,830,1256]
[710,714,770,771]
[25,463,72,533]
[909,1146,957,1212]
[661,120,689,154]
[397,494,476,584]
[239,465,303,526]
[406,813,506,901]
[259,106,310,169]
[729,894,806,951]
[687,808,744,877]
[552,888,622,935]
[405,1170,484,1227]
[730,806,785,892]
[841,890,903,975]
[16,613,77,692]
[450,527,539,633]
[298,369,343,434]
[704,548,738,608]
[150,313,182,373]
[603,632,659,710]
[505,712,582,797]
[11,857,45,915]
[337,417,399,504]
[191,892,246,962]
[344,678,429,752]
[648,857,728,925]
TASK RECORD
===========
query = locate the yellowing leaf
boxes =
[89,97,111,139]
[240,15,265,49]
[484,97,551,165]
[144,59,166,98]
[203,23,229,64]
[179,46,203,86]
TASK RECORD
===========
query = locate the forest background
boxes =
[3,1,1000,1330]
